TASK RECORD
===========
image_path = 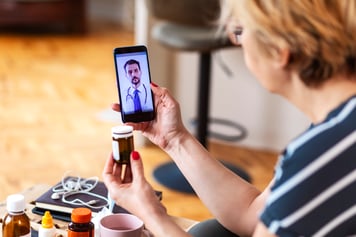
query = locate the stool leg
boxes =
[197,52,211,148]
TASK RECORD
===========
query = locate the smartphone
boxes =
[113,45,155,123]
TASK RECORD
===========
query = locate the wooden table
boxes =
[0,184,198,237]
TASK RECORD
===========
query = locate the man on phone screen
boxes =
[123,59,150,114]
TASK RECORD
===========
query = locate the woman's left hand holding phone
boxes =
[112,83,189,151]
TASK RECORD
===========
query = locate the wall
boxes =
[174,50,310,151]
[87,0,134,30]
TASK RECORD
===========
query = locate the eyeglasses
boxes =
[230,27,243,45]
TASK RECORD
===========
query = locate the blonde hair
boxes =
[222,0,356,87]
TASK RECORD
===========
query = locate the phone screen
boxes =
[113,45,155,123]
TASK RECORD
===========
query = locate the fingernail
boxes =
[151,82,159,87]
[132,151,140,160]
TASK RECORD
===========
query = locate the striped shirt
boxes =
[260,96,356,237]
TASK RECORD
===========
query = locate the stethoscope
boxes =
[126,84,148,104]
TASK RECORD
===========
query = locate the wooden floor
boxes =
[0,21,278,222]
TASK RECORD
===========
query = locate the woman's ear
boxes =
[275,47,291,69]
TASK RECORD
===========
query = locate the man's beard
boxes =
[132,77,140,85]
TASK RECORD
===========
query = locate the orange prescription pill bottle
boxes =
[67,208,94,237]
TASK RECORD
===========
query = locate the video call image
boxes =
[115,52,154,115]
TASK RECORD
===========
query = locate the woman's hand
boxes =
[102,151,191,237]
[112,83,188,149]
[102,151,167,223]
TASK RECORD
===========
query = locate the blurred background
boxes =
[0,0,309,221]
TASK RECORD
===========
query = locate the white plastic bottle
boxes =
[38,211,56,237]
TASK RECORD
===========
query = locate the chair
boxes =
[146,0,250,194]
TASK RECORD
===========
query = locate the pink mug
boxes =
[99,213,144,237]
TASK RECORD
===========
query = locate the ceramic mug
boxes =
[99,213,144,237]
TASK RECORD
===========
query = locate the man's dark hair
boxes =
[124,59,141,72]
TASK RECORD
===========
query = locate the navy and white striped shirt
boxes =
[261,96,356,237]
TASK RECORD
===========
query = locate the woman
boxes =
[103,0,356,236]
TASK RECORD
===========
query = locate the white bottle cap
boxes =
[6,194,26,212]
[112,125,133,139]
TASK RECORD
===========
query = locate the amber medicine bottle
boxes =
[112,125,134,164]
[67,208,94,237]
[2,194,31,237]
